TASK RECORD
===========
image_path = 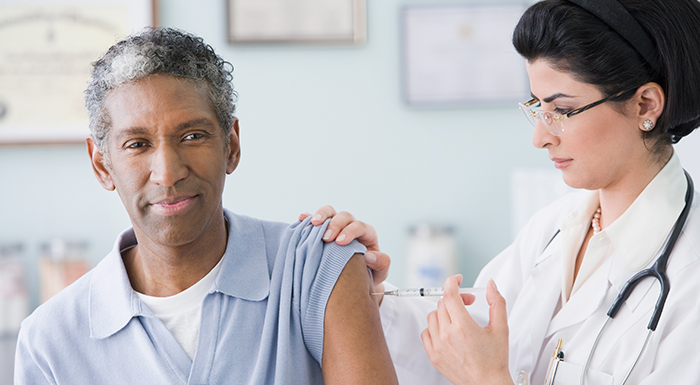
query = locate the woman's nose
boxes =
[532,120,558,149]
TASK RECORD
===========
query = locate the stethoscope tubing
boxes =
[547,171,695,385]
[607,171,693,331]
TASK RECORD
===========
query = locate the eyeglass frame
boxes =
[518,87,638,136]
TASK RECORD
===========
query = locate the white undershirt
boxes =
[136,257,223,360]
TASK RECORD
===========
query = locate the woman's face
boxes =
[526,59,651,192]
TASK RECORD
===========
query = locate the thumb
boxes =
[366,252,391,285]
[442,274,464,308]
[487,279,508,332]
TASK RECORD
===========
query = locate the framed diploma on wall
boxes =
[401,3,529,108]
[227,0,366,44]
[0,0,156,144]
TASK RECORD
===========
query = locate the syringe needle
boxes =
[373,287,486,297]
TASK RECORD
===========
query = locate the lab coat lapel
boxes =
[546,257,612,336]
[514,240,563,370]
[608,252,655,315]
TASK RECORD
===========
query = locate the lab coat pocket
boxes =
[551,361,613,385]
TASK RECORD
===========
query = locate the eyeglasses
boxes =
[518,88,636,136]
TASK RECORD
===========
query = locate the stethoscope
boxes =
[543,171,694,385]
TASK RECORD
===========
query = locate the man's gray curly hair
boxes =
[85,27,237,157]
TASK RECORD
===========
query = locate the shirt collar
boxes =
[213,209,270,301]
[89,229,144,339]
[88,209,271,339]
[605,152,688,270]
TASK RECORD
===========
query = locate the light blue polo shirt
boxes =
[15,210,365,384]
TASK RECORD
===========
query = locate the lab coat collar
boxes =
[212,209,270,301]
[605,152,687,271]
[558,190,600,303]
[556,153,687,303]
[88,209,271,339]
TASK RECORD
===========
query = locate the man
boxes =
[14,28,397,384]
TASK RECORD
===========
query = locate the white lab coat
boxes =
[381,187,700,385]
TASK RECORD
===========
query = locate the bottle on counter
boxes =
[406,224,457,288]
[39,239,90,304]
[0,242,29,336]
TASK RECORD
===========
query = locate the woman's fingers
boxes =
[460,294,476,306]
[365,252,390,286]
[420,323,435,357]
[486,279,508,334]
[323,212,359,243]
[310,205,338,226]
[421,276,513,385]
[442,275,479,329]
[424,308,440,353]
[300,206,391,288]
[298,205,337,223]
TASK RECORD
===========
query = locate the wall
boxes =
[157,0,545,288]
[2,3,699,382]
[3,0,699,315]
[0,0,545,314]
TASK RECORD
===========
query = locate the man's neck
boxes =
[124,214,228,297]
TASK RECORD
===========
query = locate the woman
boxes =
[305,0,700,384]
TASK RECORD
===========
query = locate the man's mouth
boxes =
[150,195,198,216]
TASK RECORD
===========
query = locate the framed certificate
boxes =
[401,3,529,108]
[0,0,155,144]
[227,0,366,44]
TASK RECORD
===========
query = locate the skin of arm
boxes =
[322,253,399,385]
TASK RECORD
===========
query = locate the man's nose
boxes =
[149,144,188,186]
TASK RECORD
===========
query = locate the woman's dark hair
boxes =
[512,0,700,150]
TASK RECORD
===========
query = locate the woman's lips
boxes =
[551,158,572,169]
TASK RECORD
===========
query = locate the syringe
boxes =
[375,287,486,297]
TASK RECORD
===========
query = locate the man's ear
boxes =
[86,137,116,191]
[226,118,241,174]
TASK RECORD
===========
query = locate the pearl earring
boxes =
[642,119,655,131]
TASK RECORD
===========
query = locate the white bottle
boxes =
[0,243,28,335]
[39,239,90,303]
[406,224,457,288]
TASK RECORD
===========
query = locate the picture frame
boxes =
[401,3,529,108]
[227,0,366,44]
[0,0,156,145]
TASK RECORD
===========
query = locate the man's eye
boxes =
[184,133,204,141]
[126,141,147,149]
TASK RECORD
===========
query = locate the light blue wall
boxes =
[0,0,551,310]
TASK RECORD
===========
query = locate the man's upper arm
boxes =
[322,253,398,385]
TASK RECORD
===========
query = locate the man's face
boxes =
[89,74,240,248]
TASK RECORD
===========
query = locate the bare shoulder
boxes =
[323,253,398,385]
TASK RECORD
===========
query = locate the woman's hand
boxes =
[299,206,390,293]
[421,275,513,385]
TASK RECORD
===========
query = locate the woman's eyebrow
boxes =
[533,92,574,103]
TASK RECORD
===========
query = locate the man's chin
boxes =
[132,217,207,248]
